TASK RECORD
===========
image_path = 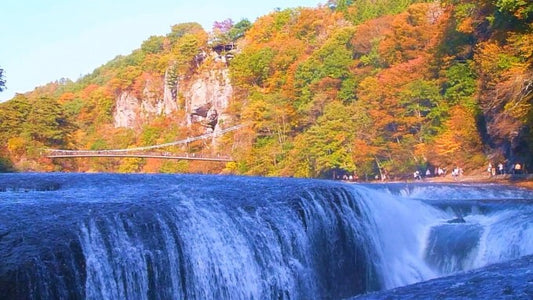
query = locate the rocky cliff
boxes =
[113,51,233,131]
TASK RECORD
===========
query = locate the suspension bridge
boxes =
[45,125,243,162]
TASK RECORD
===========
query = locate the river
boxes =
[0,173,531,299]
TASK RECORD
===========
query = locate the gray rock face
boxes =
[185,68,232,128]
[113,92,139,128]
[112,53,232,130]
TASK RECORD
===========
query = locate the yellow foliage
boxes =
[118,158,145,173]
[456,17,474,33]
[7,137,27,158]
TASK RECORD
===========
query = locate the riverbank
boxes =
[425,173,533,190]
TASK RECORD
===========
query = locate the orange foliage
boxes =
[351,15,394,55]
[143,159,163,173]
[358,56,429,134]
[431,105,483,168]
[245,6,341,52]
[81,84,100,99]
[379,3,445,65]
[377,55,429,89]
[5,1,531,177]
[188,161,225,174]
[58,92,75,104]
[351,139,379,166]
[132,72,164,100]
[456,16,474,33]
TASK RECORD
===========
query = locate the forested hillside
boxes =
[1,0,531,179]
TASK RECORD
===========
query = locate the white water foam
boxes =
[352,183,533,291]
[351,185,449,289]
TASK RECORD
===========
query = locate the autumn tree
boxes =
[239,92,296,175]
[228,19,252,41]
[22,97,74,146]
[141,35,165,54]
[294,27,356,114]
[340,0,433,25]
[167,22,206,45]
[0,95,32,144]
[431,105,485,169]
[289,101,356,178]
[399,79,447,143]
[211,19,234,45]
[443,61,477,106]
[230,47,275,88]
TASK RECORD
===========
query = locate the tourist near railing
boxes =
[45,125,243,162]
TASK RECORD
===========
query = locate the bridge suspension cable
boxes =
[45,125,244,161]
[46,125,243,154]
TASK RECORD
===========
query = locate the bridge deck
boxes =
[47,152,233,162]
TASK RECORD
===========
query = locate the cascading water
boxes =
[351,186,445,289]
[363,183,533,277]
[0,174,531,299]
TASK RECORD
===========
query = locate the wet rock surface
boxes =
[354,255,533,299]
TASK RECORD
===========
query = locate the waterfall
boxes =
[376,183,533,276]
[77,185,380,299]
[351,186,445,289]
[0,174,531,299]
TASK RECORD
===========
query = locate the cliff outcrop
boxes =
[113,52,232,131]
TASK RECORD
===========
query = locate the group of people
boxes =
[413,161,528,182]
[488,162,525,176]
[340,161,527,183]
[451,166,463,179]
[413,166,447,180]
[341,174,358,181]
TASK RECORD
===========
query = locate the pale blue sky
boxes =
[0,0,323,102]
